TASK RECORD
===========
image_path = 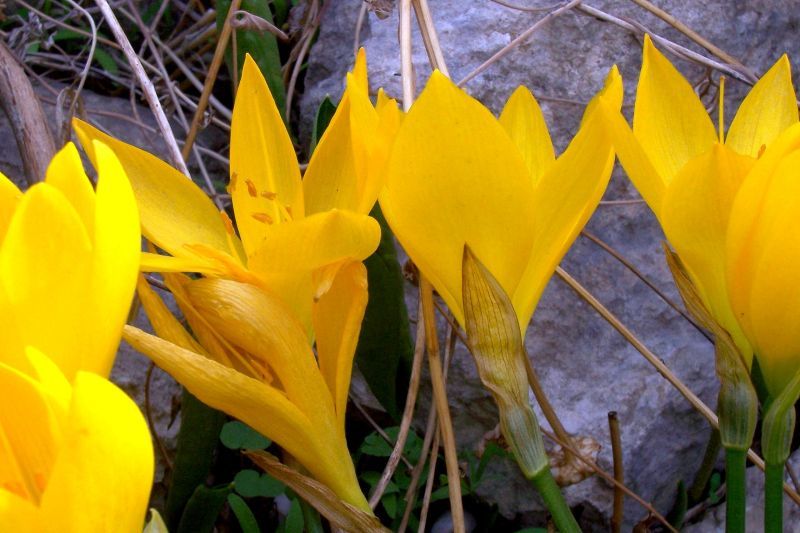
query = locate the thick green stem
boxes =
[724,448,746,533]
[765,462,784,533]
[530,468,581,533]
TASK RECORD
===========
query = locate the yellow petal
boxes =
[302,95,361,214]
[25,347,72,414]
[45,143,96,241]
[511,69,618,331]
[726,55,798,157]
[135,275,206,354]
[122,325,362,507]
[0,183,92,380]
[727,127,800,395]
[727,123,800,349]
[0,172,22,242]
[41,371,153,532]
[661,144,754,363]
[139,251,226,275]
[312,261,368,430]
[360,90,402,214]
[86,141,141,377]
[352,47,368,94]
[0,361,63,506]
[499,86,555,185]
[633,36,717,185]
[248,209,380,278]
[230,56,303,254]
[379,71,536,327]
[72,118,242,262]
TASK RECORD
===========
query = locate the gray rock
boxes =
[301,1,800,529]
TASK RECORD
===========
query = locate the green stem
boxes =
[765,462,784,533]
[724,448,746,533]
[689,429,721,503]
[530,468,580,533]
[299,498,324,533]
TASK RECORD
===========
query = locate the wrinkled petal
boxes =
[661,144,754,363]
[499,86,555,185]
[45,143,95,241]
[122,325,362,507]
[312,261,368,431]
[73,118,243,263]
[0,172,22,242]
[230,56,303,253]
[380,71,536,327]
[0,183,92,379]
[633,36,716,185]
[512,67,619,331]
[726,55,798,157]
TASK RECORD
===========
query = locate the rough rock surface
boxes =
[300,1,800,529]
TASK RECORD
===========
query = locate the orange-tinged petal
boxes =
[499,86,555,185]
[0,361,63,505]
[380,71,536,327]
[40,371,153,532]
[72,118,242,262]
[634,36,716,185]
[661,144,754,363]
[45,143,96,241]
[0,183,92,380]
[312,261,368,430]
[183,279,337,423]
[230,56,303,254]
[122,325,365,509]
[0,172,21,244]
[87,141,140,377]
[512,69,618,331]
[726,55,798,157]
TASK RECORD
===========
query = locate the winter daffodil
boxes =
[0,147,152,531]
[0,142,140,380]
[73,50,398,332]
[379,68,622,335]
[599,35,798,367]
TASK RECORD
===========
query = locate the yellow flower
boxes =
[73,50,398,332]
[726,122,800,397]
[0,146,152,531]
[379,68,622,333]
[599,36,798,366]
[0,142,140,380]
[124,266,371,511]
[0,349,154,532]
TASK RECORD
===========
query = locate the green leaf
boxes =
[217,0,286,118]
[310,96,337,153]
[227,493,261,533]
[382,493,398,519]
[356,205,414,420]
[234,469,286,498]
[360,431,394,458]
[93,47,119,76]
[281,498,304,533]
[166,389,227,530]
[666,480,688,528]
[52,29,84,42]
[220,420,271,450]
[176,483,233,533]
[272,0,289,24]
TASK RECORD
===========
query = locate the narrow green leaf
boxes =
[176,483,233,533]
[284,498,304,533]
[217,0,286,118]
[227,493,261,533]
[93,47,119,76]
[356,206,414,420]
[310,96,337,153]
[666,480,688,528]
[165,389,227,530]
